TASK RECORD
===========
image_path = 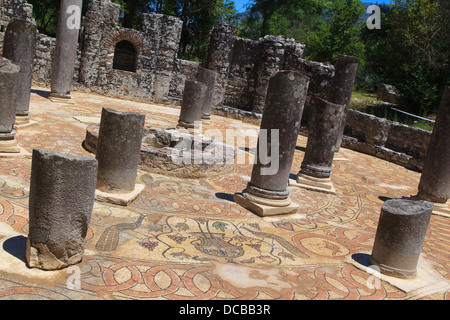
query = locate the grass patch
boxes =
[349,90,434,131]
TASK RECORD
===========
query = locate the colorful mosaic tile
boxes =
[0,86,448,300]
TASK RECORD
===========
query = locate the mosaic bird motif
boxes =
[95,214,145,252]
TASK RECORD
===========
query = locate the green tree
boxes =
[303,0,365,63]
[375,0,449,115]
[237,0,327,40]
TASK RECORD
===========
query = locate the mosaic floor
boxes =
[0,86,449,300]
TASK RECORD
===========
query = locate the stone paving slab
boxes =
[0,86,449,300]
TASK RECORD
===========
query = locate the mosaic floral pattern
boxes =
[0,86,448,300]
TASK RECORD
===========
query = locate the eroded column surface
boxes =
[197,67,218,120]
[178,80,207,129]
[0,57,21,153]
[2,19,36,124]
[418,86,450,205]
[295,96,345,194]
[96,108,145,193]
[234,70,310,216]
[26,149,98,270]
[50,0,82,98]
[329,55,360,151]
[370,199,433,278]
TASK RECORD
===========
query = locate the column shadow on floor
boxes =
[2,235,28,264]
[215,192,235,202]
[31,89,50,99]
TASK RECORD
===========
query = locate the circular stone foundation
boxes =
[84,125,235,178]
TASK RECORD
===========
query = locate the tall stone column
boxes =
[203,22,236,108]
[234,71,310,216]
[50,0,82,99]
[329,55,360,152]
[252,35,286,113]
[2,19,36,125]
[0,57,21,153]
[417,86,450,214]
[95,108,146,205]
[178,80,207,129]
[26,149,98,270]
[152,14,183,100]
[197,67,218,121]
[291,96,345,194]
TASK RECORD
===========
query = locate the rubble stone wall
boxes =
[342,109,431,171]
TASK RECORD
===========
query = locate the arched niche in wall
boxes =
[113,40,137,72]
[104,28,145,72]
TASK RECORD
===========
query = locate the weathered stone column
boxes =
[203,22,236,108]
[417,86,450,214]
[0,57,21,153]
[234,70,310,216]
[2,19,37,125]
[50,0,82,99]
[370,199,433,278]
[329,55,360,152]
[26,149,98,270]
[197,67,218,121]
[95,108,145,205]
[177,80,207,129]
[152,14,183,100]
[252,35,286,113]
[292,96,345,194]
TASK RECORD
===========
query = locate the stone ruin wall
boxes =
[0,0,431,171]
[0,0,33,54]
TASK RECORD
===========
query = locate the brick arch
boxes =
[104,28,145,56]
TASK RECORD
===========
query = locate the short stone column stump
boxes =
[95,108,146,206]
[369,199,434,279]
[177,80,207,130]
[26,149,98,270]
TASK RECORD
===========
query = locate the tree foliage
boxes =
[360,0,450,115]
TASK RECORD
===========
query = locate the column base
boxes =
[412,195,450,218]
[14,116,38,129]
[95,183,145,206]
[0,137,20,153]
[49,92,75,104]
[369,254,417,279]
[289,172,336,195]
[233,190,298,217]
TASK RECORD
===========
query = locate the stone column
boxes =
[95,108,146,205]
[2,19,37,125]
[177,80,207,129]
[203,22,236,108]
[0,57,21,153]
[50,0,82,99]
[329,55,360,152]
[370,199,433,278]
[26,149,98,270]
[152,14,183,100]
[292,96,345,194]
[234,70,310,216]
[417,86,450,214]
[252,35,286,113]
[197,67,218,121]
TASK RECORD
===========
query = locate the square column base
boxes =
[49,93,75,104]
[289,173,336,195]
[411,195,450,218]
[14,118,39,129]
[233,192,298,217]
[431,201,450,218]
[0,138,20,153]
[95,183,145,206]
